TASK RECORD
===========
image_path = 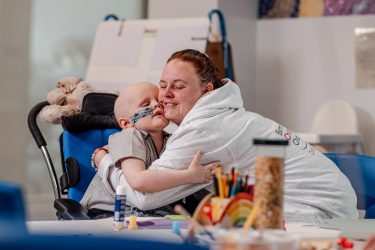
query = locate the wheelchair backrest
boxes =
[61,129,120,202]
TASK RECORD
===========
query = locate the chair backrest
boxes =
[325,153,375,218]
[61,129,120,202]
[311,100,359,134]
[0,182,27,236]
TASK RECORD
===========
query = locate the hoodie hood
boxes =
[180,79,244,126]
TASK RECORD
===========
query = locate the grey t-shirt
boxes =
[109,128,169,169]
[80,128,171,215]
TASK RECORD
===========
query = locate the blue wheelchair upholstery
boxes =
[62,129,119,202]
[325,153,375,218]
[0,182,27,236]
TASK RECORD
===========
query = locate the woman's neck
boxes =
[148,131,164,155]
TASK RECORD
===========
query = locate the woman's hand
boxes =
[187,151,218,184]
[364,234,375,250]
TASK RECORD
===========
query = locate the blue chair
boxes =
[0,182,28,237]
[325,153,375,218]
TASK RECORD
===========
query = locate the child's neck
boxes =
[148,131,164,155]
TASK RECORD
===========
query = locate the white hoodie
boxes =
[105,79,357,223]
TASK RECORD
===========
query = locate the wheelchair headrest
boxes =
[61,92,121,132]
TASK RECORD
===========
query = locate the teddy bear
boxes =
[39,77,97,124]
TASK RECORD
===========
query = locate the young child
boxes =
[97,82,215,192]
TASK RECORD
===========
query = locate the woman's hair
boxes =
[166,49,224,89]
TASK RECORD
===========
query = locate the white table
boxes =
[27,218,365,249]
[27,217,183,243]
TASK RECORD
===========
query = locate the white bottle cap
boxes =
[116,185,127,195]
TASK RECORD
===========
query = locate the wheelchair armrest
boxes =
[54,198,90,220]
[59,157,80,195]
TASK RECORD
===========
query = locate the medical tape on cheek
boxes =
[130,107,155,124]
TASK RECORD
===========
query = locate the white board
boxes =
[86,17,209,92]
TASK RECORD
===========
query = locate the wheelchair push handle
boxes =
[28,101,49,148]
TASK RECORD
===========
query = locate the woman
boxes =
[94,49,357,223]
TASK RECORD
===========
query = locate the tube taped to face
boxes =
[130,107,154,124]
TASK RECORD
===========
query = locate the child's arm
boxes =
[121,151,217,193]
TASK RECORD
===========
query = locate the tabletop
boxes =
[27,217,366,249]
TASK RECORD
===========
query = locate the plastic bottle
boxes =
[113,185,127,231]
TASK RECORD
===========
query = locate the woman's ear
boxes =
[203,83,214,94]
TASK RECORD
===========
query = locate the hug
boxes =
[81,49,357,224]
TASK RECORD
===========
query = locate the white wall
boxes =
[0,0,30,187]
[217,0,258,109]
[148,0,217,18]
[256,15,375,156]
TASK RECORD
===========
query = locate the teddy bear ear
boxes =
[57,77,81,87]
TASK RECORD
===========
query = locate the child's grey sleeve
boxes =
[108,128,147,168]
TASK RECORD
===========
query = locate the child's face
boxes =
[126,84,169,133]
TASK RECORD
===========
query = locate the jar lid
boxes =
[253,139,289,146]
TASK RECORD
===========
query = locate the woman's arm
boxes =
[121,151,216,193]
[94,152,213,211]
[124,124,228,210]
[107,125,226,210]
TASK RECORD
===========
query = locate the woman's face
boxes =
[158,59,205,125]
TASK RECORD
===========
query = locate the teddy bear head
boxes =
[39,77,96,124]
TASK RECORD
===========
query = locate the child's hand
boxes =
[93,145,109,169]
[187,151,219,184]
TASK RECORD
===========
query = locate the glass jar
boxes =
[253,139,288,229]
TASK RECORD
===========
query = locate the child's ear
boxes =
[118,117,133,129]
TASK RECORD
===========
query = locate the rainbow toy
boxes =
[193,193,253,228]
